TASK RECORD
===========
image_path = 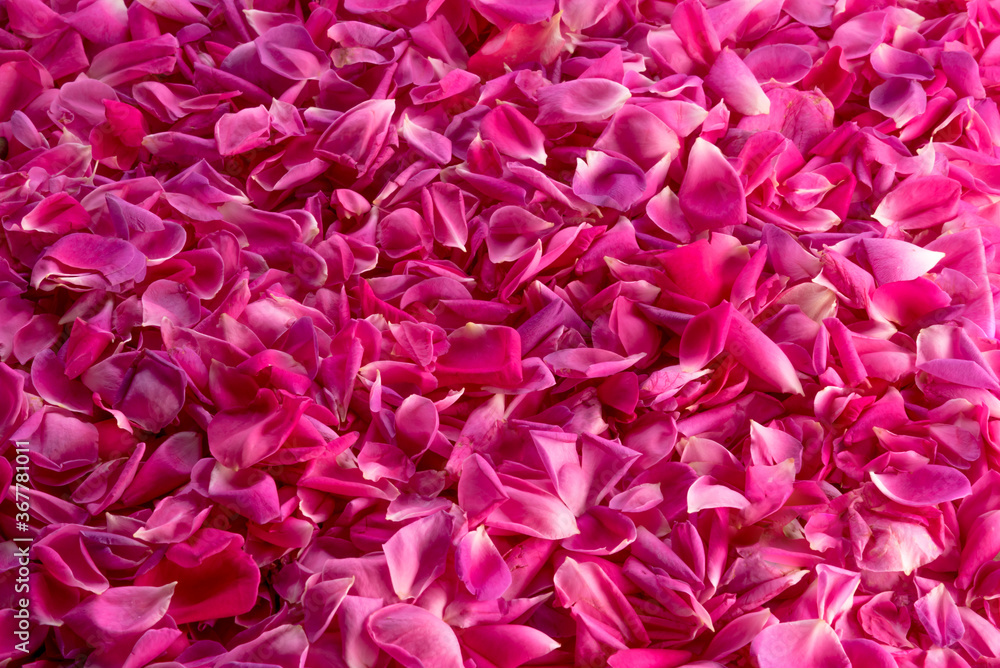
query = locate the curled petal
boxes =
[535,79,630,124]
[679,138,747,232]
[705,47,770,116]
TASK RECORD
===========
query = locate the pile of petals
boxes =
[5,0,1000,666]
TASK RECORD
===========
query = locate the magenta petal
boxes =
[562,506,637,555]
[726,305,804,395]
[22,192,90,234]
[873,175,961,230]
[829,11,887,59]
[744,44,813,84]
[544,348,645,378]
[679,303,731,371]
[421,182,469,251]
[461,624,560,668]
[861,237,945,284]
[705,47,770,116]
[750,620,851,668]
[531,429,587,514]
[572,150,647,211]
[218,624,308,668]
[135,530,260,624]
[456,525,512,600]
[869,77,927,126]
[400,115,453,164]
[487,475,579,540]
[458,453,509,526]
[783,0,834,26]
[207,389,308,469]
[116,353,186,432]
[302,577,352,642]
[215,105,270,156]
[554,557,649,647]
[870,44,935,81]
[368,604,464,668]
[256,24,329,80]
[872,278,952,326]
[671,0,721,66]
[858,591,913,647]
[535,78,630,124]
[595,105,679,171]
[64,584,175,639]
[687,475,750,512]
[384,511,453,600]
[208,462,281,524]
[678,138,747,232]
[481,103,547,164]
[142,279,202,328]
[870,466,972,507]
[914,584,965,648]
[958,510,1000,588]
[704,610,773,661]
[32,234,147,291]
[133,491,212,543]
[942,50,986,98]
